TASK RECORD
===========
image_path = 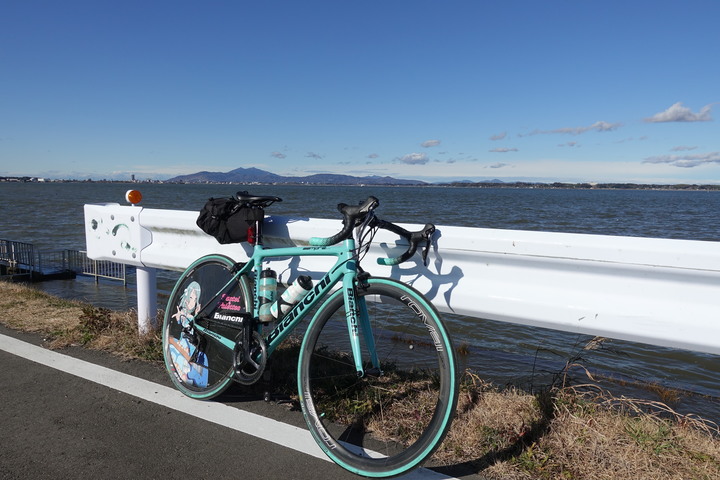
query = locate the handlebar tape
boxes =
[377,223,435,266]
[309,197,379,246]
[309,196,434,266]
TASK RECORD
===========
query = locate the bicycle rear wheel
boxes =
[298,278,458,477]
[162,254,253,399]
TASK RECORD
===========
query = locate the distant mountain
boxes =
[166,167,426,186]
[441,178,505,185]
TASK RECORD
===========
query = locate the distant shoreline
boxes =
[3,176,720,191]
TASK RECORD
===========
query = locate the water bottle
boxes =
[271,275,313,319]
[258,269,277,323]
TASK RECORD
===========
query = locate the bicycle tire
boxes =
[298,278,458,477]
[163,254,253,399]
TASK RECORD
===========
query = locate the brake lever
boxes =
[421,224,435,266]
[421,237,431,266]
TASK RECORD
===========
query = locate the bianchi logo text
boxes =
[213,312,244,323]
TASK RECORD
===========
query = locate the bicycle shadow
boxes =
[260,215,309,248]
[254,216,333,282]
[378,228,464,313]
[258,218,466,309]
[430,389,556,479]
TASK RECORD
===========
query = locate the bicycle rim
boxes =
[162,254,252,399]
[298,278,458,477]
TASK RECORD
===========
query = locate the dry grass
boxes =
[489,386,720,480]
[1,280,719,479]
[431,373,720,479]
[0,281,85,333]
[0,281,161,360]
[433,372,549,469]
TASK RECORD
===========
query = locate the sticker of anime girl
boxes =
[167,281,209,388]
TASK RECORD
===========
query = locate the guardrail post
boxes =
[136,266,157,334]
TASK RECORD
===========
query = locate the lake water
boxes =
[1,181,718,423]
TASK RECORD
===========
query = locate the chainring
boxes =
[233,329,267,385]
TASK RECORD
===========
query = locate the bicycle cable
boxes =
[353,211,378,264]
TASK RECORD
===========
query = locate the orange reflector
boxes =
[125,189,143,205]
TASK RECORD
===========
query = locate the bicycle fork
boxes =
[343,270,381,378]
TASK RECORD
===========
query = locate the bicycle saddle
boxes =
[235,191,283,207]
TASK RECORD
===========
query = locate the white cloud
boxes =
[305,152,323,159]
[644,102,714,123]
[643,151,720,168]
[421,139,441,148]
[265,156,719,184]
[670,145,698,152]
[521,121,623,136]
[404,158,679,183]
[124,163,230,176]
[397,153,430,165]
[490,132,507,141]
[489,147,518,153]
[271,151,287,159]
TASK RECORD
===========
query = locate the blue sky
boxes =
[1,1,718,184]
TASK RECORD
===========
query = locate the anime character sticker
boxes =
[168,281,209,387]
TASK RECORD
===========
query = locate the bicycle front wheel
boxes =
[163,254,253,400]
[298,278,458,477]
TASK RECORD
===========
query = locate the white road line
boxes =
[0,333,458,480]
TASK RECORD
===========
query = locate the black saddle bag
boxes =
[196,197,264,244]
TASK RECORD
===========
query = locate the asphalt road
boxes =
[0,326,480,480]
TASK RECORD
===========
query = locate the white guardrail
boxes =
[84,202,720,356]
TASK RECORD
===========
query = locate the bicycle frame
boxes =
[191,238,379,378]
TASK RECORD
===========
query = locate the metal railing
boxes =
[0,239,126,284]
[36,250,69,275]
[65,250,127,284]
[83,203,720,355]
[0,239,36,279]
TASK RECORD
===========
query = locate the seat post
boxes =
[252,216,264,246]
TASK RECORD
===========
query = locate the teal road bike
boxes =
[162,192,459,477]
